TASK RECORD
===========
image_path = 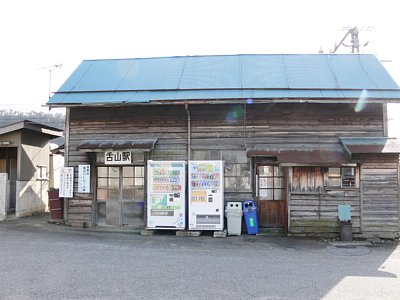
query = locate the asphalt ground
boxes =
[0,214,399,300]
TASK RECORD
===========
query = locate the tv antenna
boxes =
[39,64,62,99]
[331,26,373,53]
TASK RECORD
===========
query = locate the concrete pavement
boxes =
[0,214,399,299]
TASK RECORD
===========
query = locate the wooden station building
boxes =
[48,54,400,239]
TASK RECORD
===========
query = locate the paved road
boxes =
[0,215,399,300]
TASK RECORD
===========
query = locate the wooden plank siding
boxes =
[288,167,361,238]
[289,190,361,238]
[64,102,400,238]
[359,154,399,239]
[67,105,188,224]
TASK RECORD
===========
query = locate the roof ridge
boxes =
[81,53,375,62]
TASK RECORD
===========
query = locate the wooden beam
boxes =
[382,103,388,137]
[64,108,70,220]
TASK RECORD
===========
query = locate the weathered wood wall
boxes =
[65,102,398,237]
[67,105,187,225]
[359,154,399,239]
[289,190,361,238]
[289,167,361,238]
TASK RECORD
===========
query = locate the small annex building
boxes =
[0,120,63,220]
[48,54,400,239]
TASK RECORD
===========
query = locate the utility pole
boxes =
[39,64,62,99]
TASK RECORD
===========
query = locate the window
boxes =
[327,167,357,188]
[224,163,251,192]
[96,166,144,201]
[257,166,285,200]
[97,166,120,200]
[37,165,48,180]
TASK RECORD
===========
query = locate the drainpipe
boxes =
[185,103,191,161]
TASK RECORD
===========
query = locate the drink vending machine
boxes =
[146,160,186,229]
[188,160,224,230]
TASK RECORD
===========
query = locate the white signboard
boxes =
[104,151,132,165]
[59,167,74,198]
[78,165,91,193]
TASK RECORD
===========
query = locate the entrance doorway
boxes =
[0,147,17,213]
[96,165,145,227]
[256,165,287,230]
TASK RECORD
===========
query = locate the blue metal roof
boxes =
[48,54,400,105]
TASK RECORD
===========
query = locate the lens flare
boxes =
[355,89,368,112]
[225,105,244,123]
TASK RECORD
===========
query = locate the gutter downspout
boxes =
[185,103,191,161]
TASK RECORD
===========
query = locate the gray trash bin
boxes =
[225,202,243,235]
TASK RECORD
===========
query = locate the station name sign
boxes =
[104,151,132,165]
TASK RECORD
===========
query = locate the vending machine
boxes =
[147,160,186,229]
[188,160,224,230]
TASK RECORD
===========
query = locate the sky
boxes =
[0,0,399,137]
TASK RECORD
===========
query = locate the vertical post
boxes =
[63,108,70,220]
[398,157,400,234]
[88,152,97,227]
[286,167,291,234]
[359,164,364,234]
[382,103,388,137]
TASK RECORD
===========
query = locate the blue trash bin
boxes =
[243,200,259,235]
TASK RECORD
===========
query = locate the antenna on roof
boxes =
[330,26,373,53]
[39,64,62,99]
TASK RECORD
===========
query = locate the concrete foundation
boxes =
[15,180,48,218]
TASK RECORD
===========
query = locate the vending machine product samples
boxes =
[147,161,186,229]
[188,160,224,230]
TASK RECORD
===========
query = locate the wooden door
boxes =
[256,165,287,229]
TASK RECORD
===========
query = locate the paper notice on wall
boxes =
[59,167,74,198]
[78,165,90,193]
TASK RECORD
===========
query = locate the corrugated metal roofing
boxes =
[340,137,400,154]
[48,54,400,105]
[246,149,350,165]
[76,139,158,151]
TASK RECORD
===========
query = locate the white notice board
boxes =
[78,165,91,193]
[59,167,74,198]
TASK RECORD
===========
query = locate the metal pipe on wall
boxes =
[185,103,191,161]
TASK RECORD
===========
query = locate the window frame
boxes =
[36,165,48,180]
[327,166,358,188]
[257,165,285,201]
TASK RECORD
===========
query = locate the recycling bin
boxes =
[225,202,243,235]
[243,200,259,235]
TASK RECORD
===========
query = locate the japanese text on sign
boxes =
[59,167,74,198]
[78,165,90,193]
[104,151,131,165]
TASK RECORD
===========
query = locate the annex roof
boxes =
[48,54,400,106]
[340,137,400,154]
[0,120,63,138]
[246,149,350,165]
[76,139,158,152]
